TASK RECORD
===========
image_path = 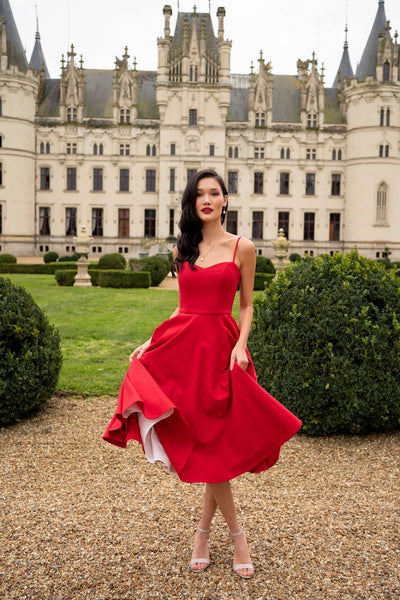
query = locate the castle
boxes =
[0,0,399,259]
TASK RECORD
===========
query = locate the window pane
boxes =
[278,211,290,239]
[329,213,340,241]
[254,172,263,194]
[226,210,238,235]
[146,169,156,192]
[169,168,176,192]
[280,172,289,195]
[40,167,50,190]
[303,212,315,241]
[66,207,77,236]
[67,167,77,191]
[92,208,103,236]
[331,174,341,196]
[93,168,103,191]
[118,208,130,237]
[39,207,51,235]
[144,209,156,237]
[120,169,129,192]
[305,173,315,195]
[189,109,197,126]
[228,171,238,194]
[252,211,263,239]
[169,208,175,236]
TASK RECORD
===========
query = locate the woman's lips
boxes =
[201,208,213,214]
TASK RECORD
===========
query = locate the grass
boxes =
[4,274,262,396]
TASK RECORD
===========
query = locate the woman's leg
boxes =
[208,481,254,577]
[190,484,218,570]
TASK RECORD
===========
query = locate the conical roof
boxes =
[0,0,27,71]
[356,0,387,80]
[29,29,50,78]
[332,27,354,87]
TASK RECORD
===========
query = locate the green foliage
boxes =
[97,253,126,270]
[129,255,170,286]
[97,270,150,288]
[376,258,392,269]
[43,251,59,264]
[249,250,400,436]
[253,273,274,291]
[0,253,17,264]
[55,269,100,287]
[58,253,80,262]
[0,262,79,274]
[289,253,302,263]
[0,278,62,426]
[255,256,276,274]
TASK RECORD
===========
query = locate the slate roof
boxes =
[356,0,387,80]
[29,31,50,79]
[332,44,354,88]
[171,11,218,54]
[0,0,27,72]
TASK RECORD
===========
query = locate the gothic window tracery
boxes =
[376,183,388,223]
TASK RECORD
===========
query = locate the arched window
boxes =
[152,145,156,156]
[228,147,233,158]
[46,142,50,154]
[380,108,385,126]
[146,144,151,156]
[234,147,239,158]
[93,143,98,155]
[40,142,45,154]
[386,108,390,126]
[99,143,103,155]
[332,149,336,160]
[286,148,290,159]
[383,61,390,82]
[280,148,284,159]
[0,98,2,116]
[338,149,342,160]
[377,183,387,223]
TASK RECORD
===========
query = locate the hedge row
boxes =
[54,269,151,288]
[253,273,275,290]
[0,262,95,274]
[129,255,171,286]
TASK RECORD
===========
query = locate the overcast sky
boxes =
[10,0,400,87]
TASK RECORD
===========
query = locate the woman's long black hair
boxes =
[171,169,228,274]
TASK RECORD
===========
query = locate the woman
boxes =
[104,169,301,579]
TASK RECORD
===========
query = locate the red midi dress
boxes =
[103,240,302,483]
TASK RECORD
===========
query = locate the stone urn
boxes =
[272,228,291,273]
[73,226,93,287]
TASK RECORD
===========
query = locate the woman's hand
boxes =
[230,344,249,371]
[130,339,151,362]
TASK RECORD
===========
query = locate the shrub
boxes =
[97,253,126,270]
[249,250,400,436]
[289,253,302,263]
[255,256,276,274]
[376,258,392,269]
[129,255,170,286]
[0,253,17,264]
[253,273,274,291]
[0,278,62,426]
[55,269,100,286]
[43,251,59,264]
[0,262,78,275]
[97,270,150,288]
[58,253,80,262]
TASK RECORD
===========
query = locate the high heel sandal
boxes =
[190,526,211,572]
[231,529,254,579]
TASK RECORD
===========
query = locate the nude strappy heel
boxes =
[231,529,254,579]
[190,526,211,572]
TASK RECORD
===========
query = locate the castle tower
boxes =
[0,0,40,255]
[29,14,50,79]
[332,25,354,88]
[343,0,400,257]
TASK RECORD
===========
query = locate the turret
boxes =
[356,0,387,80]
[332,25,354,87]
[29,13,50,79]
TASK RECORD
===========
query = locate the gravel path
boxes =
[1,395,399,600]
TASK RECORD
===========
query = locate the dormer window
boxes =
[67,107,77,122]
[255,112,266,127]
[307,113,318,128]
[383,61,390,82]
[120,109,131,124]
[189,66,198,82]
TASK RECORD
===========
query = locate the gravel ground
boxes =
[0,395,399,600]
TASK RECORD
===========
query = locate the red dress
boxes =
[103,240,301,483]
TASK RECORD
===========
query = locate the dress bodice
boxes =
[178,262,240,315]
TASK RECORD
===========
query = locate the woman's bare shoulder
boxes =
[237,236,255,254]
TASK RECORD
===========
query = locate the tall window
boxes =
[119,168,129,192]
[386,108,390,126]
[146,169,156,192]
[67,167,77,191]
[329,213,341,241]
[303,212,315,241]
[39,207,51,235]
[94,143,104,155]
[0,162,2,186]
[279,172,289,195]
[170,143,176,155]
[40,142,44,154]
[187,169,197,182]
[278,212,290,239]
[169,168,176,192]
[0,204,2,234]
[169,209,175,237]
[376,183,387,223]
[252,211,263,239]
[67,107,77,122]
[228,147,233,158]
[228,171,238,194]
[118,209,130,237]
[380,108,385,126]
[331,174,341,196]
[305,173,315,195]
[93,168,103,191]
[152,145,156,156]
[383,61,390,82]
[146,144,151,156]
[40,167,50,190]
[226,210,238,235]
[189,109,197,126]
[144,209,156,237]
[307,113,318,128]
[92,208,104,236]
[255,112,266,127]
[254,172,263,194]
[120,109,131,123]
[66,207,77,236]
[0,98,2,116]
[234,147,239,158]
[209,144,215,156]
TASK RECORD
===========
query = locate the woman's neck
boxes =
[201,222,226,244]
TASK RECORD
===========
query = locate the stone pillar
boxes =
[73,227,93,287]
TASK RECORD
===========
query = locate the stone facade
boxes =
[0,0,399,260]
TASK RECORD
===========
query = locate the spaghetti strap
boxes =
[233,236,241,262]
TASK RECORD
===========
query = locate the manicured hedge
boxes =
[97,253,127,270]
[43,251,59,264]
[0,262,78,274]
[249,250,400,436]
[129,255,170,286]
[0,277,62,426]
[255,256,276,274]
[54,269,100,287]
[0,254,17,264]
[253,273,274,290]
[97,270,150,288]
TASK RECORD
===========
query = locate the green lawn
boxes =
[4,274,260,396]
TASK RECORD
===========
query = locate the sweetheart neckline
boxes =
[191,261,240,272]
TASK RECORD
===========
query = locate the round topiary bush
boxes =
[142,256,170,286]
[255,255,276,274]
[0,278,62,426]
[289,253,302,263]
[0,253,17,264]
[43,251,59,264]
[97,253,126,270]
[249,250,400,436]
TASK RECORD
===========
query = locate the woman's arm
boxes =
[230,238,256,370]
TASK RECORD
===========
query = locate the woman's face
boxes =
[195,177,227,223]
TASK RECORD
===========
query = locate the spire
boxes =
[356,0,387,80]
[0,0,28,71]
[332,23,354,87]
[29,6,50,78]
